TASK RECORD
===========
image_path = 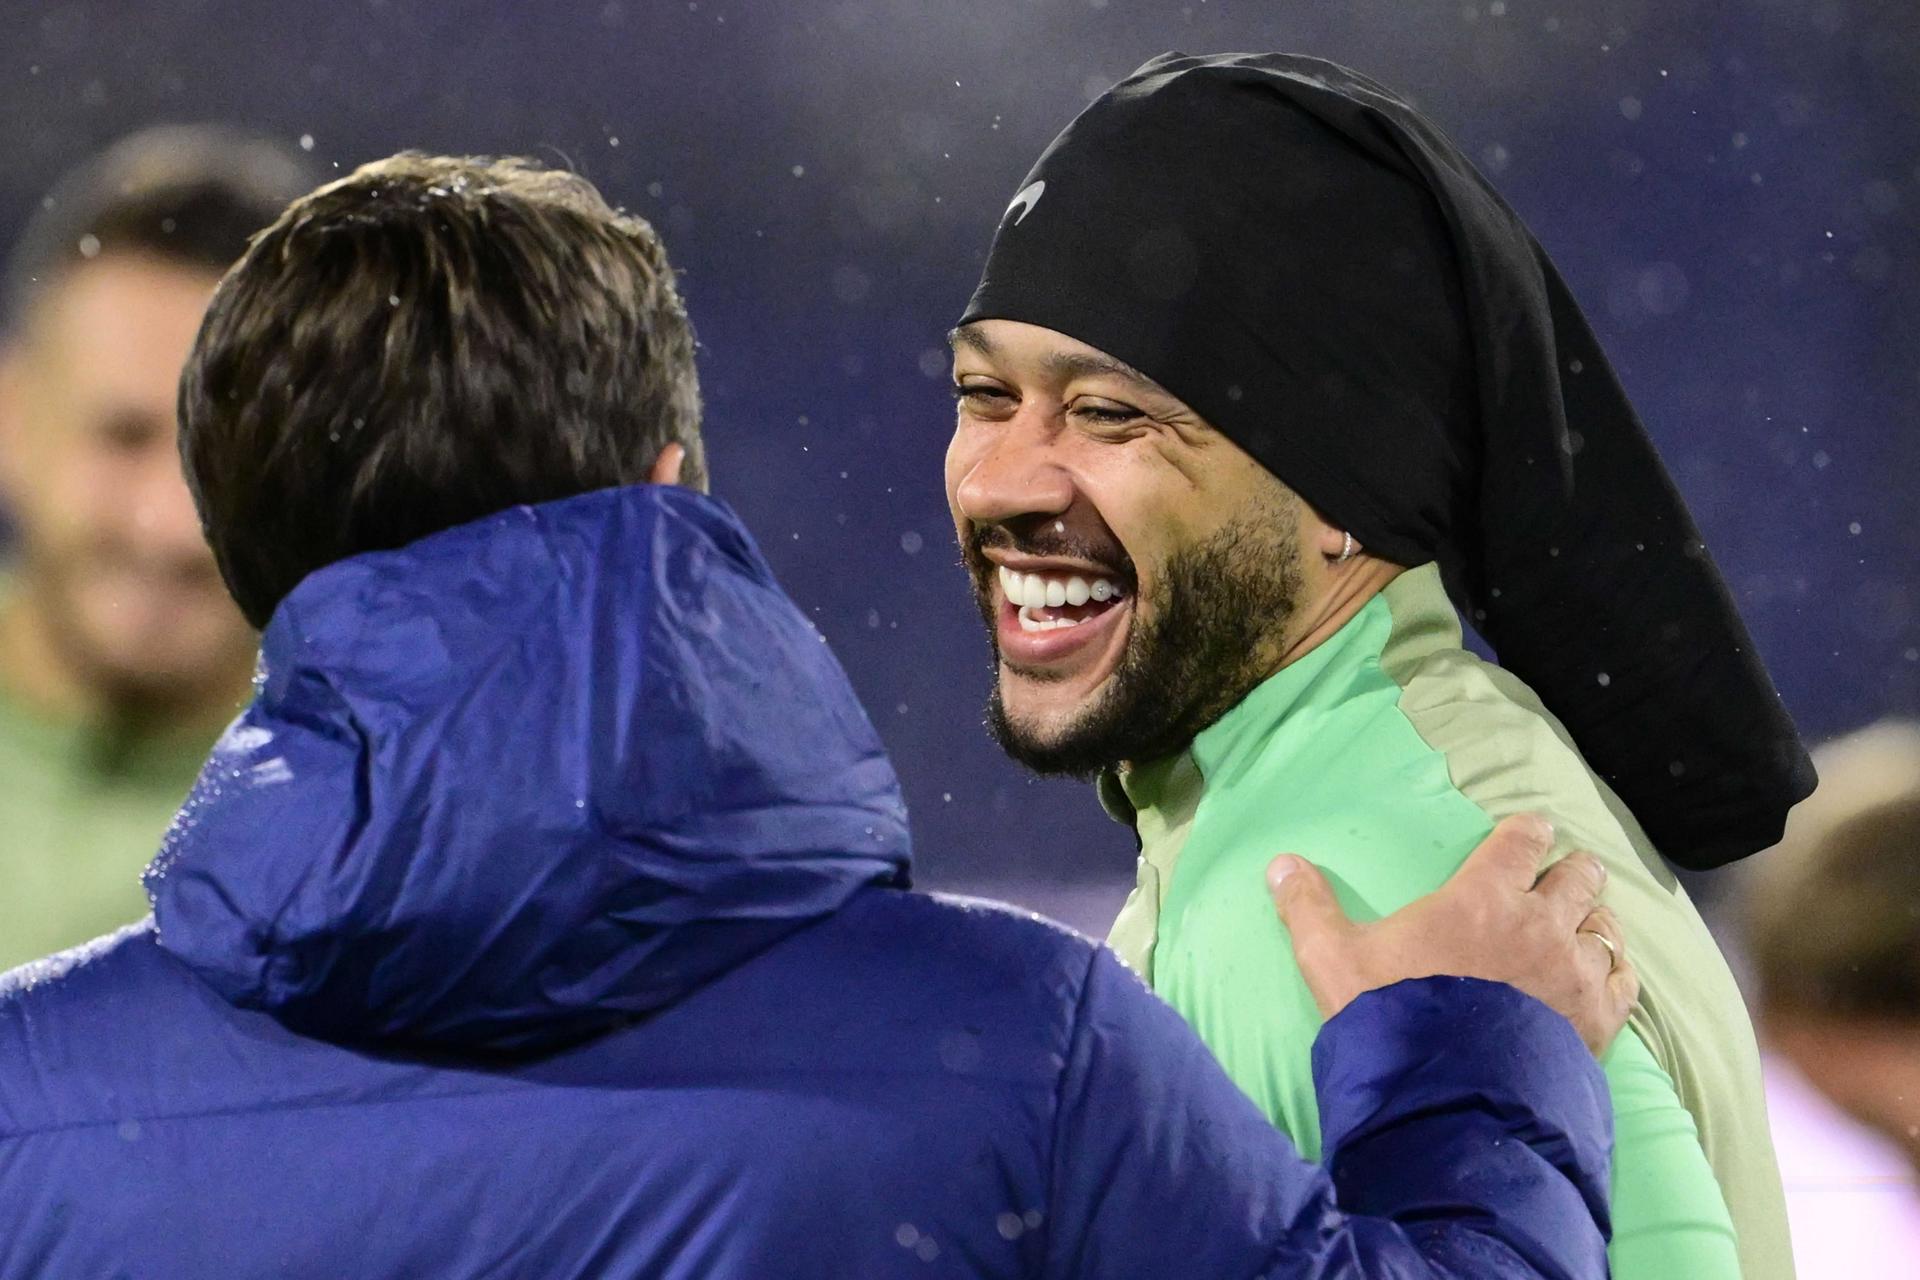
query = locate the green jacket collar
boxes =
[1105,564,1453,825]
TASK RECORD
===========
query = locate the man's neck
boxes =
[0,589,247,742]
[1273,557,1404,672]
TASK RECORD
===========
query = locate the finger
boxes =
[1574,907,1624,980]
[1457,813,1557,893]
[1581,905,1625,960]
[1536,852,1609,930]
[1576,930,1617,980]
[1268,856,1354,952]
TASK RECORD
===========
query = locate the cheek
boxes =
[1078,465,1200,570]
[10,436,110,540]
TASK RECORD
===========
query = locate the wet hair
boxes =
[179,153,707,628]
[1747,785,1920,1023]
[3,124,313,333]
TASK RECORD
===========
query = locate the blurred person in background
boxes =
[0,152,1633,1278]
[1745,722,1920,1181]
[948,52,1814,1279]
[0,127,311,969]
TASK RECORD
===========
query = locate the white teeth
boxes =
[1017,606,1086,632]
[998,566,1127,612]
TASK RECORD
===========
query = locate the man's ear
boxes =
[1298,499,1348,561]
[647,442,687,488]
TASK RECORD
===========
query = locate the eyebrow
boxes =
[947,324,1157,389]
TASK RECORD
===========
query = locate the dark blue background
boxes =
[4,0,1912,916]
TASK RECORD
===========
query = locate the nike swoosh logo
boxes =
[1005,179,1046,226]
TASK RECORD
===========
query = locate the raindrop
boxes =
[1635,262,1690,316]
[900,531,924,555]
[832,265,872,304]
[299,133,315,152]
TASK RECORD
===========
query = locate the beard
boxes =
[971,502,1304,779]
[25,538,254,719]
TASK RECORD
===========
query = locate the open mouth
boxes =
[989,560,1135,683]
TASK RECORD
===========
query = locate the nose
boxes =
[953,417,1077,530]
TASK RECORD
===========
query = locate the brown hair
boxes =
[4,125,313,331]
[179,153,706,628]
[1747,786,1920,1023]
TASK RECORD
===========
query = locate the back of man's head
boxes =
[180,153,706,629]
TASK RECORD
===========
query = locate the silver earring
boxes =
[1336,531,1357,563]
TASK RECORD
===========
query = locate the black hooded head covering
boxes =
[961,51,1814,870]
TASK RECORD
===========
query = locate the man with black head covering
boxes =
[946,53,1815,1280]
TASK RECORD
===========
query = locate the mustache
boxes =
[961,522,1137,584]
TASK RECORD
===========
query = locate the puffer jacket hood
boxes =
[143,484,911,1053]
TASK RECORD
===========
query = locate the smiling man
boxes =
[0,129,310,968]
[947,53,1816,1280]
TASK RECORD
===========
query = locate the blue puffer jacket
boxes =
[0,485,1612,1279]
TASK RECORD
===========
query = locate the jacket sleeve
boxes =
[1043,951,1612,1280]
[1600,1027,1742,1276]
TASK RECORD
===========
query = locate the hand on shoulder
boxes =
[1269,813,1638,1055]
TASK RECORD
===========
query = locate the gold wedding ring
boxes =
[1578,928,1619,971]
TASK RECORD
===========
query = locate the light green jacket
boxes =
[0,687,212,972]
[1105,564,1792,1280]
